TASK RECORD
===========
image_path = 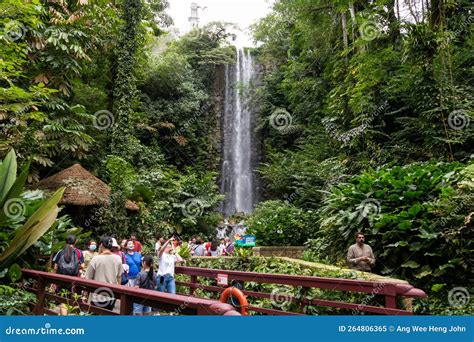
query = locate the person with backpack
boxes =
[85,236,123,310]
[193,238,206,256]
[125,240,142,286]
[133,255,157,315]
[53,235,84,277]
[208,240,220,257]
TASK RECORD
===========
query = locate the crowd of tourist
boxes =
[51,233,236,315]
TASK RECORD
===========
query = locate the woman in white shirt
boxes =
[156,237,183,294]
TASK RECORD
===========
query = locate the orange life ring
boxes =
[220,287,249,315]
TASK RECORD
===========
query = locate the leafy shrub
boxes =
[314,161,473,293]
[247,200,315,246]
[0,285,36,315]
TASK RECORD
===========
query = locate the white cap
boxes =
[111,238,119,248]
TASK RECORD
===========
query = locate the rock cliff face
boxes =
[208,64,226,172]
[214,48,262,217]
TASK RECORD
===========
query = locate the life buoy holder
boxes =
[220,286,249,315]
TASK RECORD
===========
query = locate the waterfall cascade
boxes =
[220,48,259,217]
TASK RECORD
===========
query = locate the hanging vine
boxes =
[111,0,144,155]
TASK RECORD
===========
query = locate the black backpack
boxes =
[57,247,79,276]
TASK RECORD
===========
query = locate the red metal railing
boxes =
[174,266,427,315]
[22,269,240,316]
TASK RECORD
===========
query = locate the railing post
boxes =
[300,287,309,313]
[34,276,46,315]
[119,293,133,315]
[190,275,198,296]
[384,284,397,309]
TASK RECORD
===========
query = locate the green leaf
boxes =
[408,204,422,216]
[431,283,445,292]
[0,188,64,270]
[397,220,412,230]
[401,261,419,268]
[414,265,431,278]
[8,263,21,283]
[0,150,17,204]
[0,160,30,226]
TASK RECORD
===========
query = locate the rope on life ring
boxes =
[220,286,249,315]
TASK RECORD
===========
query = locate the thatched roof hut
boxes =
[36,164,139,211]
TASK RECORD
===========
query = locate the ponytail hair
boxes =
[142,255,154,281]
[63,235,77,262]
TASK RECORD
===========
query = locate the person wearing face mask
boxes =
[83,240,98,271]
[125,240,142,286]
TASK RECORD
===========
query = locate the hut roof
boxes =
[36,164,139,211]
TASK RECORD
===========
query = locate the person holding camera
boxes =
[156,237,183,294]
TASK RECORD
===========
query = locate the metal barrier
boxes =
[174,266,427,315]
[22,269,240,316]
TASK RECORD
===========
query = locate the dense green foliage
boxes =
[315,162,473,284]
[248,0,473,314]
[0,150,70,314]
[247,200,315,245]
[1,0,472,315]
[1,0,234,240]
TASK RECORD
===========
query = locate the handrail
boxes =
[174,266,427,315]
[22,269,240,316]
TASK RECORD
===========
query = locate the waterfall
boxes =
[220,48,258,217]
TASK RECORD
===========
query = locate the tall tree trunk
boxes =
[429,0,442,28]
[387,0,400,42]
[348,1,357,41]
[341,12,349,50]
